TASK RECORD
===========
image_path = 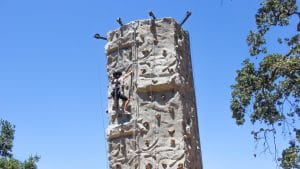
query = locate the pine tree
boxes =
[0,119,39,169]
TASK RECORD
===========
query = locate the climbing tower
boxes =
[105,17,203,169]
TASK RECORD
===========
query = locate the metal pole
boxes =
[94,33,107,40]
[180,11,192,26]
[148,11,156,20]
[116,17,124,26]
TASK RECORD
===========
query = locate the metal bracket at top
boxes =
[94,33,107,40]
[180,11,192,26]
[148,11,156,20]
[116,17,124,26]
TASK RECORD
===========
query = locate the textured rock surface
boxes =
[105,18,203,169]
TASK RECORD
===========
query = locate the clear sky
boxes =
[0,0,290,169]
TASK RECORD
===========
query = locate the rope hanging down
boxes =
[130,21,141,169]
[150,38,159,169]
[148,14,160,168]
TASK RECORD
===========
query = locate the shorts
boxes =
[111,89,128,101]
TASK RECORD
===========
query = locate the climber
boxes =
[111,69,132,112]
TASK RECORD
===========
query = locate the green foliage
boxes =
[247,0,299,56]
[231,0,300,168]
[0,158,20,169]
[0,119,39,169]
[22,156,40,169]
[280,143,300,169]
[0,119,15,158]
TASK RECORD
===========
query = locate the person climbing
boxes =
[111,69,132,112]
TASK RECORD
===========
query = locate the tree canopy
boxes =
[231,0,299,168]
[0,119,39,169]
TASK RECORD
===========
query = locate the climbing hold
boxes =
[186,125,191,135]
[171,139,176,147]
[162,163,167,169]
[115,164,122,169]
[185,73,189,79]
[152,80,158,84]
[187,118,191,125]
[162,50,167,57]
[168,107,175,119]
[142,49,150,57]
[141,69,146,74]
[115,33,120,38]
[168,127,175,137]
[109,143,113,152]
[111,115,116,123]
[149,95,154,101]
[143,121,150,129]
[120,144,125,154]
[155,114,161,120]
[145,163,152,169]
[177,163,184,169]
[168,68,174,73]
[144,139,150,147]
[119,128,124,133]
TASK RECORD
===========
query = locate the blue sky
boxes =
[0,0,292,168]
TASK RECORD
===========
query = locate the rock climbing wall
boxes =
[105,18,203,169]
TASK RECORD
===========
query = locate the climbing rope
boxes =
[130,21,141,169]
[151,39,159,169]
[148,18,159,169]
[129,19,160,169]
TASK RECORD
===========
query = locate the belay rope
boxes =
[130,21,141,169]
[129,20,159,169]
[112,33,123,110]
[151,38,159,169]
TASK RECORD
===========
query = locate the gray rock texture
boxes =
[105,18,203,169]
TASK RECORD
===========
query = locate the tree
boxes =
[0,119,40,169]
[0,119,15,158]
[231,0,299,168]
